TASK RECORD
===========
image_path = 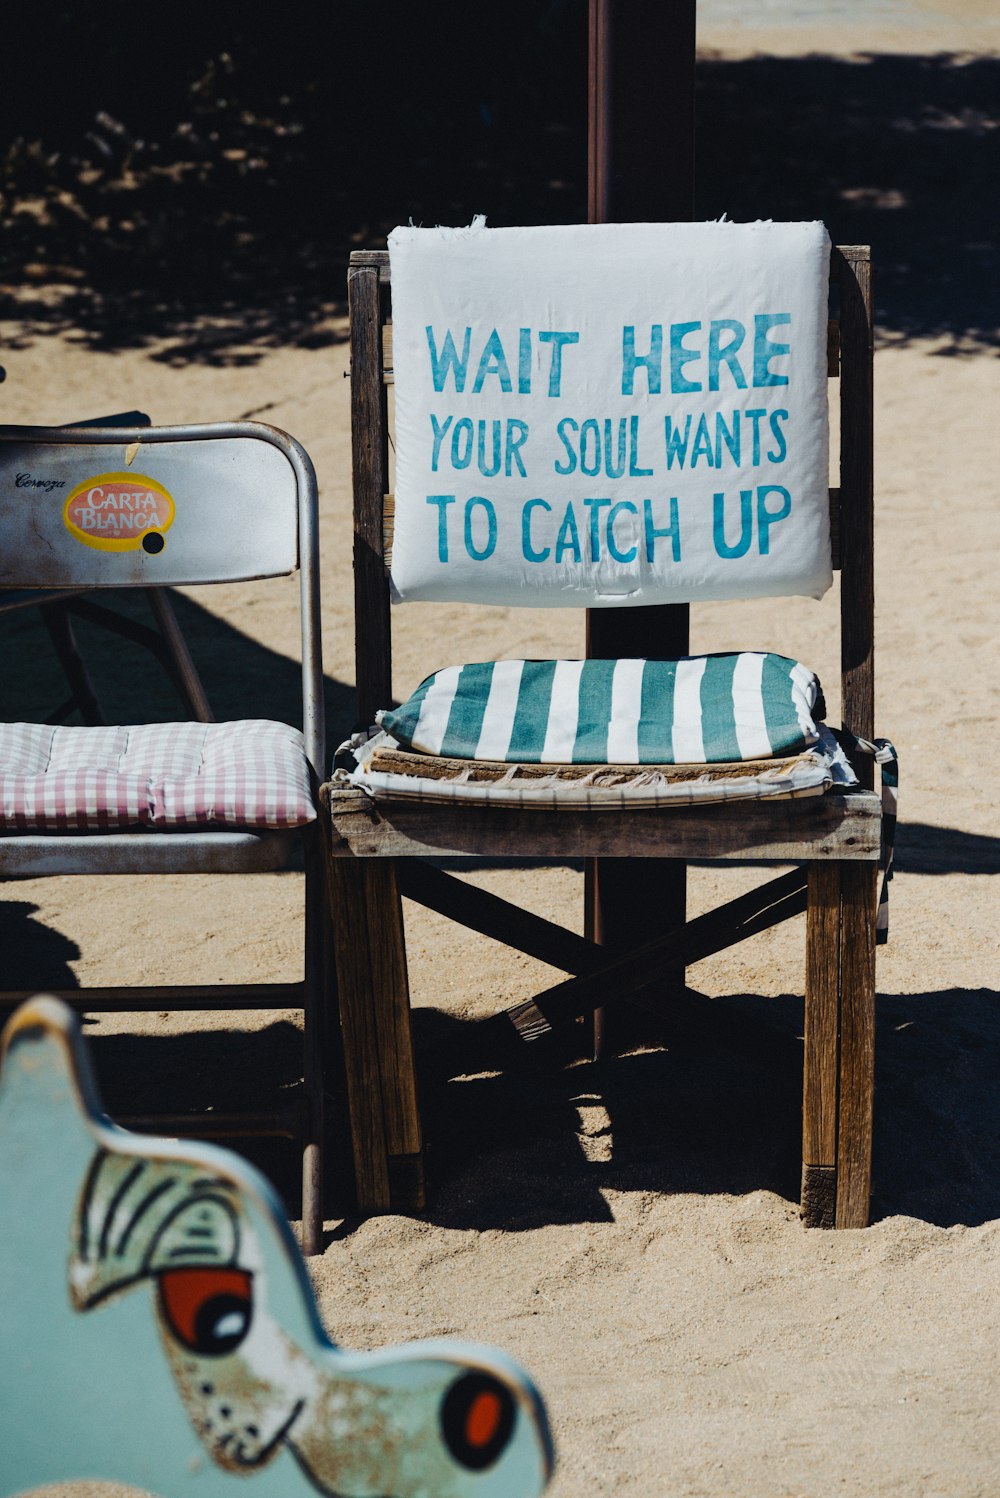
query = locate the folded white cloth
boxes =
[344,724,856,809]
[388,218,832,608]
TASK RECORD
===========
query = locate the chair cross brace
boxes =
[505,869,807,1041]
[397,862,807,1043]
[0,983,305,1013]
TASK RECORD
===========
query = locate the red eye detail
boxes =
[466,1390,504,1449]
[158,1268,253,1356]
[441,1373,515,1471]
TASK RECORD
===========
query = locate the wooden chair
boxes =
[326,245,881,1231]
[0,420,330,1253]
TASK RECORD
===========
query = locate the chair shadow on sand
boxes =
[6,883,1000,1236]
[0,584,355,734]
[383,811,1000,1234]
[404,981,1000,1234]
[4,594,1000,1234]
[12,977,990,1237]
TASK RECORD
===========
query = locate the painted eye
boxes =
[441,1372,516,1472]
[158,1268,253,1356]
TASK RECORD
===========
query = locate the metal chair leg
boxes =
[301,830,327,1255]
[39,602,106,725]
[144,588,215,723]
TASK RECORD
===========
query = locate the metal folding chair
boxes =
[0,420,329,1251]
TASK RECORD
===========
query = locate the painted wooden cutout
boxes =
[0,997,554,1497]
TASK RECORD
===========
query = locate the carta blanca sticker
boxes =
[63,472,175,553]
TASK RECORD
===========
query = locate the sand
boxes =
[4,5,1000,1495]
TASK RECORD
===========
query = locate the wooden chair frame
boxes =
[326,245,879,1230]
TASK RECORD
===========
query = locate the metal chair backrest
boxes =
[0,420,325,777]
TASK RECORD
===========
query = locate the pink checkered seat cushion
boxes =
[0,721,317,831]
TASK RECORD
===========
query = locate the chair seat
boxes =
[0,720,317,832]
[325,781,882,861]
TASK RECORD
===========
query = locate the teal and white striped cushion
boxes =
[378,654,825,765]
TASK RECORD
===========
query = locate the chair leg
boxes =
[143,588,215,723]
[587,855,686,1058]
[301,834,327,1256]
[39,602,105,725]
[326,859,424,1216]
[802,863,876,1229]
[835,863,877,1228]
[802,866,840,1227]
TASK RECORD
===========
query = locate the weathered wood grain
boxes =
[836,862,877,1228]
[325,786,881,862]
[506,869,808,1040]
[383,491,394,570]
[836,246,875,781]
[398,861,806,987]
[362,862,423,1171]
[397,860,599,974]
[325,857,424,1215]
[803,864,841,1173]
[801,1164,837,1229]
[349,260,392,727]
[325,859,393,1211]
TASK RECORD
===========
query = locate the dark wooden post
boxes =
[586,0,697,1051]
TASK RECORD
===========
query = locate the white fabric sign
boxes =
[388,219,832,608]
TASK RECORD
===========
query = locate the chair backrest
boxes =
[0,420,325,775]
[348,242,874,784]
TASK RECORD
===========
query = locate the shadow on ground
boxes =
[696,51,1000,352]
[894,821,1000,875]
[407,983,1000,1232]
[0,901,81,989]
[3,24,998,357]
[0,585,354,738]
[6,978,990,1231]
[3,598,998,1231]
